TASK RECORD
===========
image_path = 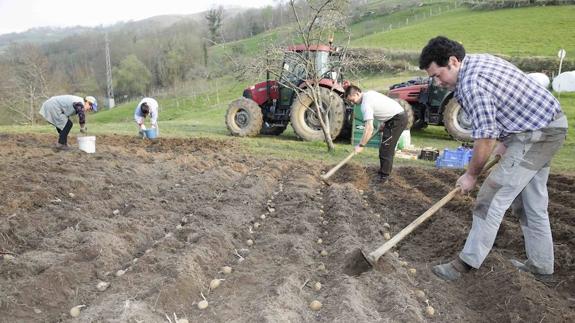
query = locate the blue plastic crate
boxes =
[435,147,473,169]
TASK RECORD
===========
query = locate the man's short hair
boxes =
[419,36,466,70]
[141,102,150,115]
[345,84,362,98]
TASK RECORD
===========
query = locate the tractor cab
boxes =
[276,44,342,114]
[279,45,335,88]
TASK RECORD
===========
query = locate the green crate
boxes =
[351,104,382,148]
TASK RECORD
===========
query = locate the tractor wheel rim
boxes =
[235,109,250,128]
[304,104,326,130]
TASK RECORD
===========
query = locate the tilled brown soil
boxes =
[0,133,573,322]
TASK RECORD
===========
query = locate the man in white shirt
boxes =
[134,97,159,136]
[345,85,407,183]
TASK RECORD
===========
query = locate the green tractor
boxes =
[388,77,473,142]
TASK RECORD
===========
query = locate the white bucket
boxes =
[78,136,96,153]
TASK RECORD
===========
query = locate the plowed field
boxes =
[1,134,573,322]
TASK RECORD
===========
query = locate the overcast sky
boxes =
[0,0,277,35]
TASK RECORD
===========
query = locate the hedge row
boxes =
[344,48,574,75]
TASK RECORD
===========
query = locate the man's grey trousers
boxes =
[459,115,568,275]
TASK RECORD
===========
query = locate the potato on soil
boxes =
[309,300,322,311]
[96,281,110,291]
[69,305,85,317]
[197,300,209,310]
[210,279,222,290]
[414,289,426,301]
[313,282,322,291]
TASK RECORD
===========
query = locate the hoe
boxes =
[320,130,383,184]
[345,155,500,276]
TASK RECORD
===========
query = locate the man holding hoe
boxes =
[419,36,567,282]
[345,84,408,184]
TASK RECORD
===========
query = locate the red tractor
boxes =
[388,77,473,142]
[225,44,351,141]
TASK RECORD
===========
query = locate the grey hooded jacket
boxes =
[39,95,85,130]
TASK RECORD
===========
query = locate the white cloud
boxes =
[0,0,277,35]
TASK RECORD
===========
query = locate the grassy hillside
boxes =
[352,6,575,57]
[3,74,573,173]
[213,5,575,58]
[348,1,456,40]
[212,2,456,55]
[211,4,575,73]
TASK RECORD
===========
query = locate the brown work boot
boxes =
[432,258,472,281]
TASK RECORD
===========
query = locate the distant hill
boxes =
[0,26,95,51]
[0,6,246,52]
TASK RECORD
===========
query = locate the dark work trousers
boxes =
[56,119,73,145]
[378,113,408,178]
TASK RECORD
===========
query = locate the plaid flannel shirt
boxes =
[454,54,562,139]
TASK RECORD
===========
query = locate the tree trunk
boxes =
[312,88,335,151]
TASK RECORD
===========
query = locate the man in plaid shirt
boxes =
[419,36,568,282]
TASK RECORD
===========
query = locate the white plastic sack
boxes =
[552,71,575,93]
[528,72,550,89]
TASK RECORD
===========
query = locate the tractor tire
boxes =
[394,98,414,130]
[443,98,473,142]
[225,98,263,137]
[290,87,345,141]
[410,103,427,129]
[337,109,353,141]
[260,123,286,136]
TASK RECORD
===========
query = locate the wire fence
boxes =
[358,2,462,37]
[385,4,459,33]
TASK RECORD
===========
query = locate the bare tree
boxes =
[283,0,350,151]
[1,44,51,124]
[223,0,354,152]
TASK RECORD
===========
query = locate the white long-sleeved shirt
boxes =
[134,97,159,127]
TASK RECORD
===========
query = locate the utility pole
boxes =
[105,32,115,108]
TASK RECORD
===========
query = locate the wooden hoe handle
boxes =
[321,151,356,181]
[321,130,381,181]
[366,155,501,264]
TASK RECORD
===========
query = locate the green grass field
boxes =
[3,74,573,174]
[352,6,575,57]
